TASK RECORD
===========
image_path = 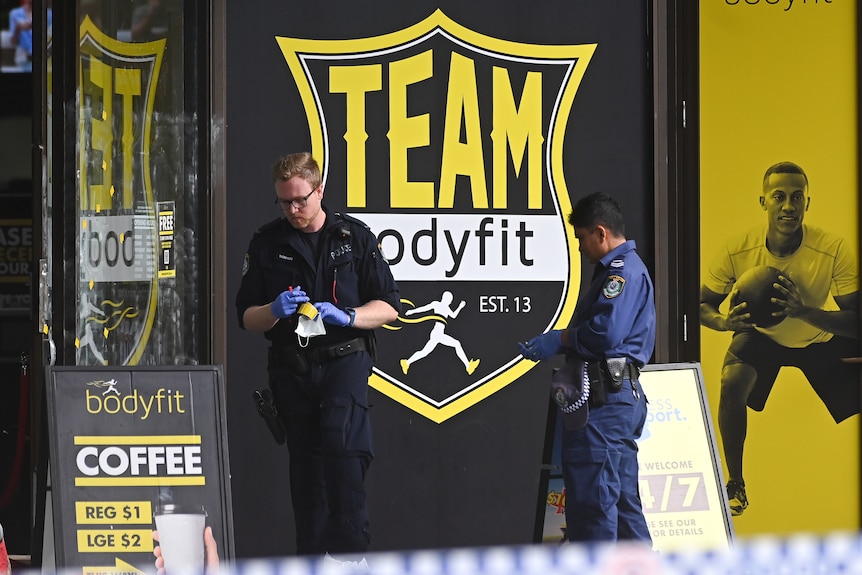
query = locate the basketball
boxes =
[730,265,785,328]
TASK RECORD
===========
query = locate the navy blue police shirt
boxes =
[567,240,656,367]
[235,207,401,346]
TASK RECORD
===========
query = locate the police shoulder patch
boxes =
[603,275,625,298]
[242,253,250,277]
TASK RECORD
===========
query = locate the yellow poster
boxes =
[700,1,859,536]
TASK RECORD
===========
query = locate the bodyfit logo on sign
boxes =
[277,10,594,422]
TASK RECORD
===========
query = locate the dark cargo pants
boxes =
[269,349,374,555]
[561,378,651,543]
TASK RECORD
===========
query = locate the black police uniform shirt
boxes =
[236,207,401,347]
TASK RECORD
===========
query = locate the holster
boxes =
[587,362,606,407]
[603,357,627,393]
[587,358,636,406]
[254,388,286,445]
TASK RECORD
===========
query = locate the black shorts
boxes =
[724,329,860,423]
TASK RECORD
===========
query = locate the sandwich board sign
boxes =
[44,365,234,572]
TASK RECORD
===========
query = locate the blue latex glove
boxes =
[519,330,564,362]
[314,302,350,326]
[272,287,309,319]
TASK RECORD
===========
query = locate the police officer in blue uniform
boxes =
[236,152,401,558]
[520,192,655,544]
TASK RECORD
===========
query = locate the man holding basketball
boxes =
[700,161,859,516]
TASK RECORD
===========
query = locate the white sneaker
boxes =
[322,553,370,573]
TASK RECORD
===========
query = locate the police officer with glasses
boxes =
[236,152,400,562]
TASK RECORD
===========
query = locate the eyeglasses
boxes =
[275,189,316,210]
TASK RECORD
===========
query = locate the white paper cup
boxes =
[154,504,207,575]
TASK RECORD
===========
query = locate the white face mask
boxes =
[295,303,326,345]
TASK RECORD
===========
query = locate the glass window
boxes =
[74,0,205,365]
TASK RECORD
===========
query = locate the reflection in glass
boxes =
[74,0,202,366]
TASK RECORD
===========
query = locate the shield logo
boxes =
[77,17,165,366]
[276,10,594,422]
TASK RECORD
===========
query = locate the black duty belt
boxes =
[305,338,366,363]
[618,362,640,381]
[270,337,367,368]
[586,359,642,407]
[587,359,641,383]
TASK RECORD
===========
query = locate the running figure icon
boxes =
[101,378,120,396]
[400,291,480,376]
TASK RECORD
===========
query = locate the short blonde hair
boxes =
[271,152,321,189]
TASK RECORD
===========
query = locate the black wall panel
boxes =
[225,0,652,557]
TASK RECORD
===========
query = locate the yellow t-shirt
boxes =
[704,225,858,348]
